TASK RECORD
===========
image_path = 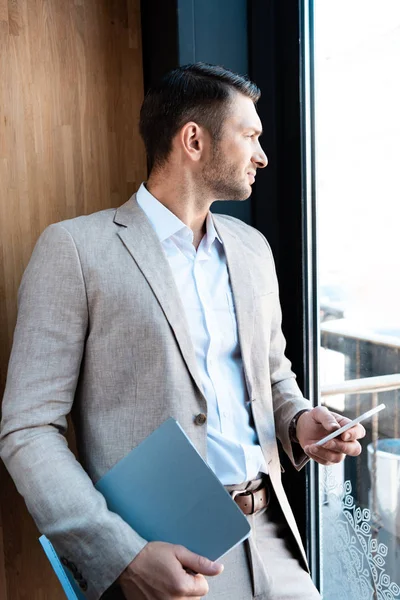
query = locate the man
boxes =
[0,63,364,600]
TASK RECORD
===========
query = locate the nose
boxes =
[253,144,268,169]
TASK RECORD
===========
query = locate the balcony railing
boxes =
[321,373,400,526]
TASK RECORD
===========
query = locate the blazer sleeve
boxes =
[0,224,147,600]
[255,229,312,470]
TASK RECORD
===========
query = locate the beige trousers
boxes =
[204,478,321,600]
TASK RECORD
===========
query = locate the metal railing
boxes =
[321,373,400,397]
[321,373,400,525]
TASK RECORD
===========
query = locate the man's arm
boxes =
[257,234,313,468]
[0,224,147,600]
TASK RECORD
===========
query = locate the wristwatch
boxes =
[289,409,311,444]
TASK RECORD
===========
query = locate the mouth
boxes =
[247,172,256,184]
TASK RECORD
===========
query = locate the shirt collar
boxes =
[136,182,223,248]
[203,212,222,253]
[136,182,187,242]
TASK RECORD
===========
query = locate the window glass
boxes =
[314,1,400,597]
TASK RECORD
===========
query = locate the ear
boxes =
[179,121,207,162]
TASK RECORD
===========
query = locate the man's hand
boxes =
[296,406,366,465]
[118,541,224,599]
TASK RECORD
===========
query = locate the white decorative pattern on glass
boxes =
[321,468,400,600]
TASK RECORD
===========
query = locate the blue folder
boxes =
[40,418,251,597]
[39,535,85,600]
[95,417,251,561]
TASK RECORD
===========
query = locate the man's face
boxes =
[202,92,268,201]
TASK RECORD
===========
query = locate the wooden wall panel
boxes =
[0,1,146,597]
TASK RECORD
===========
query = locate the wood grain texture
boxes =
[0,1,146,597]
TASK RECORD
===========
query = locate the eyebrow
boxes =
[245,127,263,137]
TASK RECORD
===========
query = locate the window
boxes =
[305,1,400,597]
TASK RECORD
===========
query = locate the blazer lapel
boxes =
[213,217,256,400]
[114,195,206,400]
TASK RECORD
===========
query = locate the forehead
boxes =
[225,92,262,132]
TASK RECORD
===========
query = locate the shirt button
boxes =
[194,413,207,426]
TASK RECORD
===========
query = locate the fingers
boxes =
[312,406,341,433]
[124,542,223,599]
[174,547,223,598]
[175,545,224,577]
[328,412,366,441]
[305,439,362,464]
[305,444,345,465]
[169,572,210,599]
[326,439,362,456]
[314,408,367,444]
[340,423,366,442]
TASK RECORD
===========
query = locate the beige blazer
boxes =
[0,195,312,600]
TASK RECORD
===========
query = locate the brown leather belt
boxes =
[232,484,269,516]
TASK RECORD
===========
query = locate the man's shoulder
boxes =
[213,213,260,235]
[50,206,118,235]
[37,201,130,253]
[32,205,126,261]
[212,213,272,253]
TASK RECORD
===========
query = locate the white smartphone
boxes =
[314,403,386,447]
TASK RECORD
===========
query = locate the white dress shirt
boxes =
[136,183,268,484]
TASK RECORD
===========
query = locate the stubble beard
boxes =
[202,143,251,202]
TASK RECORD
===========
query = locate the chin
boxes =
[233,185,252,201]
[211,181,252,202]
[217,192,251,202]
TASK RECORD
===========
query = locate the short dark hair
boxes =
[139,62,261,172]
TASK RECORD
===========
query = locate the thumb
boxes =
[175,546,224,577]
[315,407,341,432]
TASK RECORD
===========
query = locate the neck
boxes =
[146,170,214,249]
